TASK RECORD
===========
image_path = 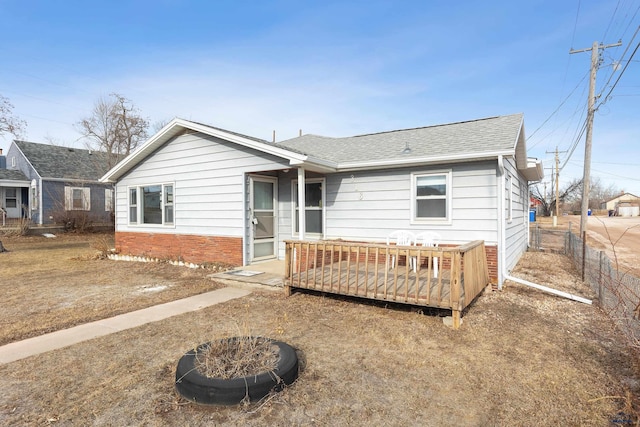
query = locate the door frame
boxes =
[248,175,278,263]
[3,187,22,218]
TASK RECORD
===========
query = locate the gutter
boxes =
[503,274,592,305]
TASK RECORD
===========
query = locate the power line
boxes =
[526,71,589,145]
[597,37,640,108]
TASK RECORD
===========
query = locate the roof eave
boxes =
[335,150,514,172]
[520,158,544,182]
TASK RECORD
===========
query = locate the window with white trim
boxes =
[292,179,324,235]
[64,186,90,211]
[128,183,174,225]
[5,188,17,208]
[412,171,451,221]
[505,174,513,222]
[129,187,137,223]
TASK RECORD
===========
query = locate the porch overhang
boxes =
[0,179,30,187]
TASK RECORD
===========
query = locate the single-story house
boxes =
[601,192,639,216]
[1,141,115,225]
[101,113,543,288]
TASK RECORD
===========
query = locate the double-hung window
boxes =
[128,183,174,226]
[64,186,90,211]
[412,171,451,222]
[293,179,324,236]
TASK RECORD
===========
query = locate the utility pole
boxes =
[570,40,621,236]
[546,147,567,226]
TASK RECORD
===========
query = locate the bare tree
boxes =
[151,118,172,134]
[531,178,583,216]
[77,93,149,168]
[0,94,27,138]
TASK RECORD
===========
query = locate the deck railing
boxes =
[284,239,489,328]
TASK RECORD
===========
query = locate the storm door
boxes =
[250,176,277,261]
[4,188,21,218]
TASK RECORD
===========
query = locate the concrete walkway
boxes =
[0,287,251,365]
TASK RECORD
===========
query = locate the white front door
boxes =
[250,176,277,261]
[3,188,21,218]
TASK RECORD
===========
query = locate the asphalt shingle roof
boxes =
[0,169,29,181]
[15,141,113,180]
[276,113,523,164]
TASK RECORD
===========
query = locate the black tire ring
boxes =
[175,338,299,405]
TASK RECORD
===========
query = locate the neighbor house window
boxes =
[293,179,324,235]
[412,171,451,221]
[5,188,17,208]
[64,186,90,211]
[128,183,174,226]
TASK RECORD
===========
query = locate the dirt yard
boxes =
[0,233,639,426]
[533,214,640,276]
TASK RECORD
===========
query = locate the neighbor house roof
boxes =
[14,141,112,181]
[0,168,30,186]
[101,113,544,182]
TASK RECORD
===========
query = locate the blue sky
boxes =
[1,0,638,196]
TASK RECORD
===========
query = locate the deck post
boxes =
[452,309,461,329]
[449,251,463,329]
[284,242,292,296]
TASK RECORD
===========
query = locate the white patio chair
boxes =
[414,231,441,277]
[386,230,415,269]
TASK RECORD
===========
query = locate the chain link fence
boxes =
[530,224,640,347]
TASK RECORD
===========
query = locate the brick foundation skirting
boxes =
[115,232,243,266]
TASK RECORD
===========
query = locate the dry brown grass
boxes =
[0,233,227,346]
[194,337,279,379]
[0,233,639,426]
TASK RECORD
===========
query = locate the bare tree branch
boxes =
[77,94,149,168]
[0,94,27,138]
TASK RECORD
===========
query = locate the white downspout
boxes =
[497,155,505,290]
[497,160,592,305]
[503,273,592,304]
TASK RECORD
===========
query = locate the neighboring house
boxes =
[2,141,115,225]
[101,113,543,288]
[0,148,31,223]
[601,192,639,216]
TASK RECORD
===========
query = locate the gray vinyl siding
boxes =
[503,157,529,272]
[277,161,500,256]
[42,180,113,225]
[325,162,499,244]
[115,132,290,241]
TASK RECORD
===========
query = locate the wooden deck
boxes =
[284,239,490,328]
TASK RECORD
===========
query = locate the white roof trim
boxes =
[0,179,30,187]
[336,150,514,171]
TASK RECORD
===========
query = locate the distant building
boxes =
[601,192,639,217]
